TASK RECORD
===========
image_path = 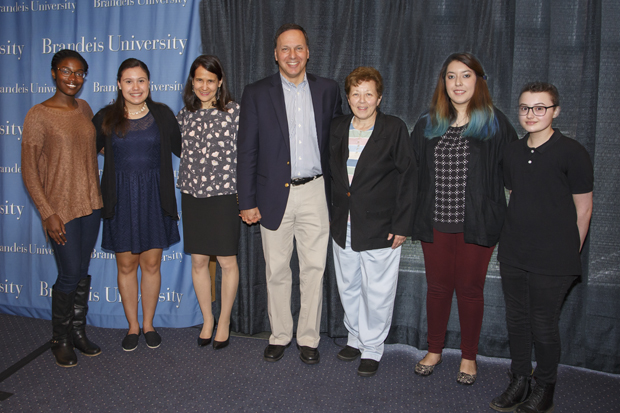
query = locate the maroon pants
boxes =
[421,229,494,360]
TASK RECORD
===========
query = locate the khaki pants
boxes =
[260,177,329,348]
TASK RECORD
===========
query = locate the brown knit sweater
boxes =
[21,99,103,226]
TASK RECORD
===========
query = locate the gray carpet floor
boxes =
[0,313,618,412]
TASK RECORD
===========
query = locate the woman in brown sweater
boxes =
[22,49,103,368]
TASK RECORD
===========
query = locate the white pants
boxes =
[332,222,401,361]
[260,177,329,348]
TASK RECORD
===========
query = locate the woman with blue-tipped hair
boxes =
[410,52,517,385]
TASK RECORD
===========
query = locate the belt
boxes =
[291,174,322,186]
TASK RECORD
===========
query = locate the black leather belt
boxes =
[291,174,322,186]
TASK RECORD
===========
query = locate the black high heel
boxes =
[197,323,215,347]
[213,324,231,350]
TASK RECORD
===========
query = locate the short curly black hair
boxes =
[50,49,88,74]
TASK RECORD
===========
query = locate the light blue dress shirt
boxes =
[280,73,321,179]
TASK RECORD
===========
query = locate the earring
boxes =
[216,87,220,100]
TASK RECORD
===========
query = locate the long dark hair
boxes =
[182,55,233,112]
[425,52,497,140]
[101,58,153,137]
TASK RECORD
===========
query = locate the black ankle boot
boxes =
[516,380,555,413]
[71,276,101,356]
[51,287,78,367]
[490,370,532,412]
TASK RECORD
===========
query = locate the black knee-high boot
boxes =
[51,287,78,367]
[72,276,102,356]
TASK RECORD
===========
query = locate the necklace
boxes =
[453,117,469,127]
[204,99,216,109]
[126,103,147,116]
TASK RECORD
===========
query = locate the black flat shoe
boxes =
[213,324,231,350]
[358,359,380,377]
[337,345,361,361]
[143,329,161,349]
[197,323,215,347]
[297,344,320,365]
[122,331,141,352]
[264,342,290,362]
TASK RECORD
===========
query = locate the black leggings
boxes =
[50,209,101,293]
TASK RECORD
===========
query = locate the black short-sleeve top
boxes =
[498,129,593,275]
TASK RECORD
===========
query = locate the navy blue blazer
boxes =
[237,72,342,230]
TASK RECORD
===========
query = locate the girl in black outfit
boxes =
[490,82,593,413]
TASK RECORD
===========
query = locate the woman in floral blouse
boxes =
[177,55,240,350]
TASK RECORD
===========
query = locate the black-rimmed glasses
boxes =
[57,67,86,79]
[518,105,557,117]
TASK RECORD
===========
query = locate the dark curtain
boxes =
[204,0,620,374]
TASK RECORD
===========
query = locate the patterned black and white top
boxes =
[433,125,469,233]
[176,101,240,198]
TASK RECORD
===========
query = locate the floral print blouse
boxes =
[176,101,240,197]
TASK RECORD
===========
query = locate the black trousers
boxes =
[500,262,577,385]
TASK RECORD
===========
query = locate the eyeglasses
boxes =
[57,67,86,79]
[518,105,557,117]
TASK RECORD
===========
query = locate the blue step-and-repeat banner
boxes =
[0,0,205,328]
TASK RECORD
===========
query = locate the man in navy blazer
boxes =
[237,23,342,364]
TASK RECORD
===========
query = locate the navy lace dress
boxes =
[101,113,180,253]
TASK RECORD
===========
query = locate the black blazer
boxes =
[237,72,342,230]
[94,100,182,219]
[330,111,416,252]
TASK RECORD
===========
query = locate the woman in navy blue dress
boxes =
[93,58,181,351]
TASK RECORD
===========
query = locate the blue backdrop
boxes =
[0,0,205,328]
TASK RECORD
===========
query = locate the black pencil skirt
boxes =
[181,192,240,256]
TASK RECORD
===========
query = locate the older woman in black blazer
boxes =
[330,67,416,377]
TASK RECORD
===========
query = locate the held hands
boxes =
[240,207,262,225]
[45,214,66,245]
[388,234,406,249]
